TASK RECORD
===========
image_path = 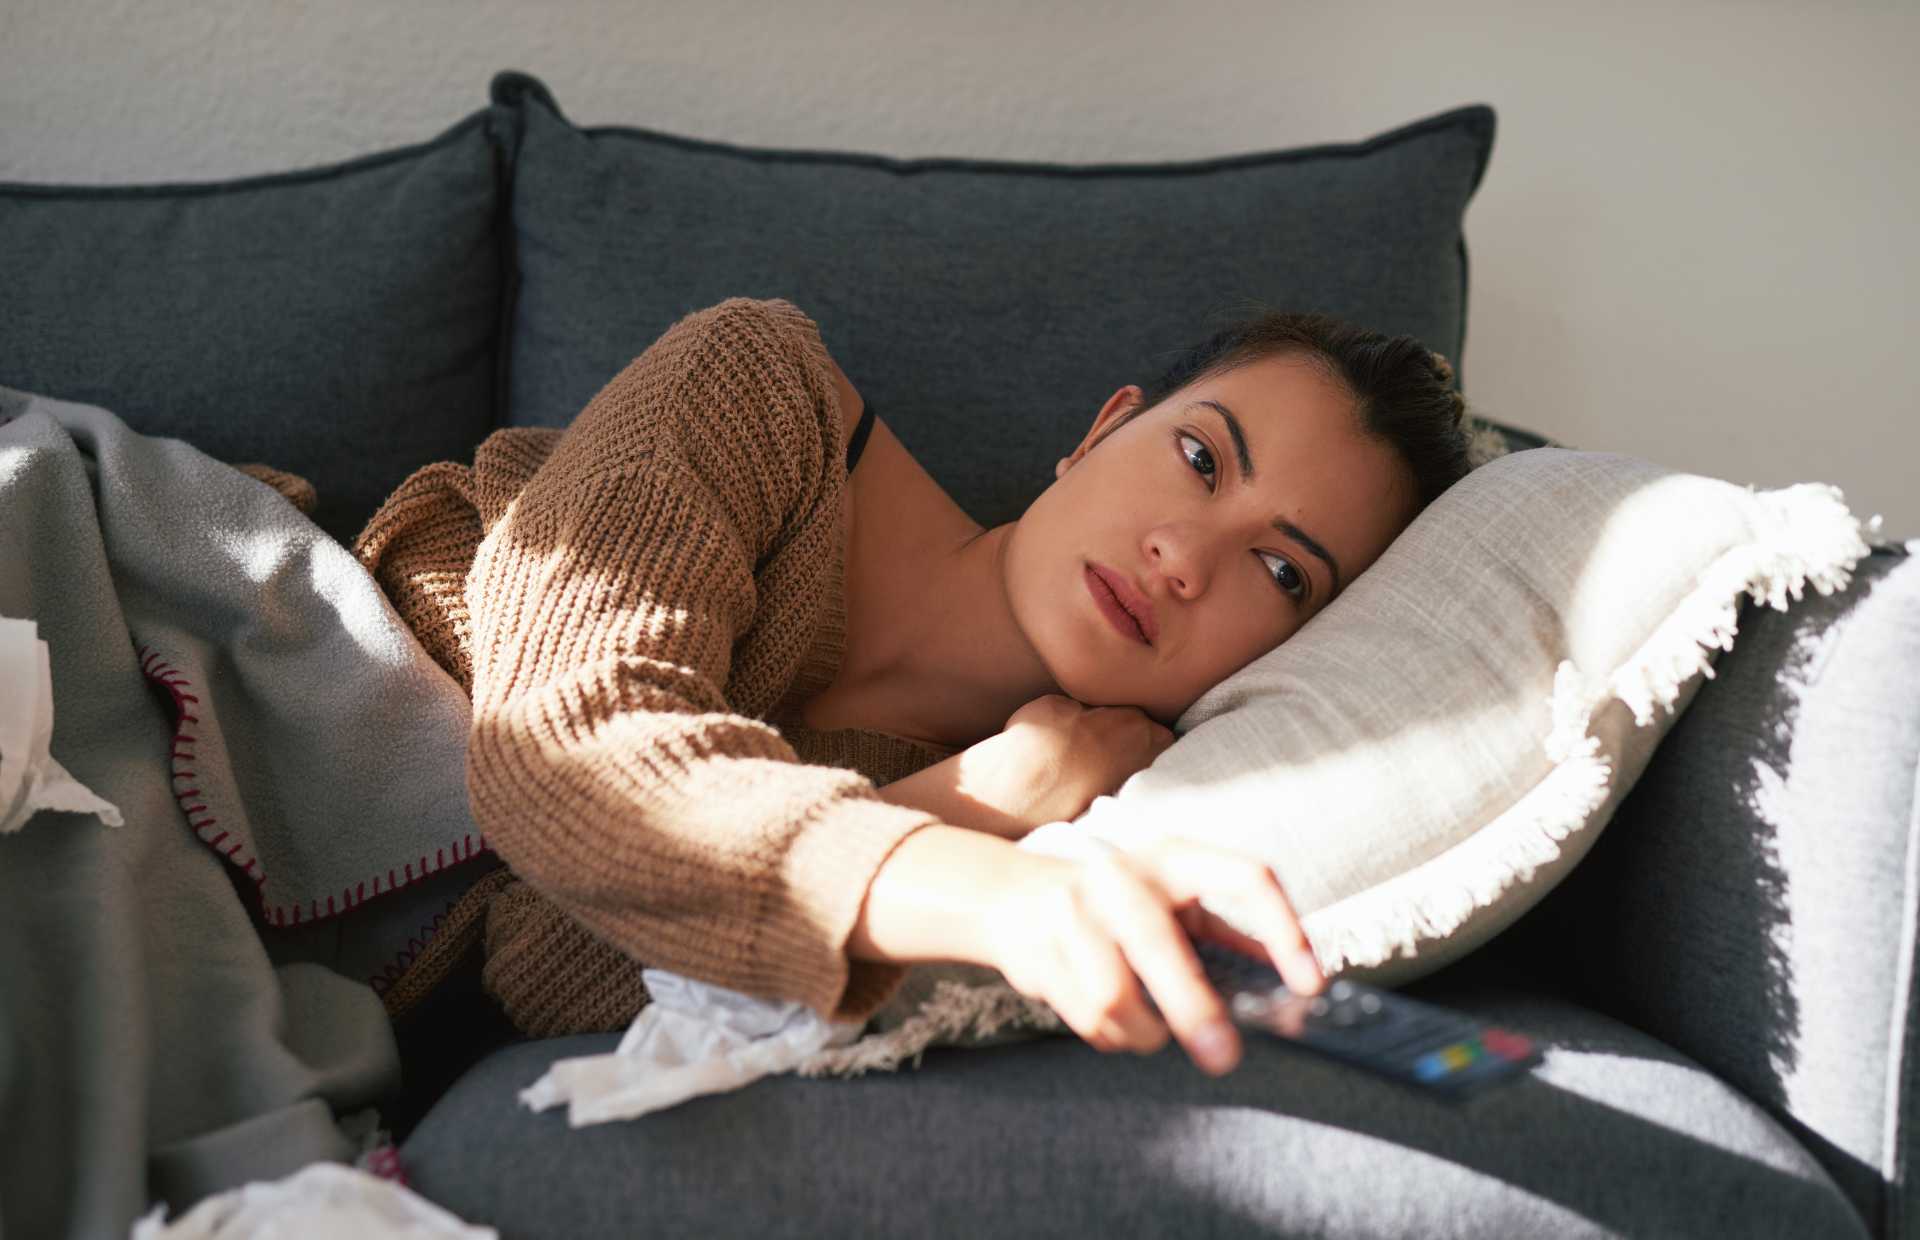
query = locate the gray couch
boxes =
[5,69,1914,1238]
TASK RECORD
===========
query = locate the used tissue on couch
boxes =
[0,615,123,835]
[520,968,868,1126]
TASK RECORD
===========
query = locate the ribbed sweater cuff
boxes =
[755,792,945,1025]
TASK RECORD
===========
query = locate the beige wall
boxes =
[3,0,1914,538]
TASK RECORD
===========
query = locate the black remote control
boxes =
[1171,939,1543,1103]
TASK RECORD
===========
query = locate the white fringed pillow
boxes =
[808,445,1880,1073]
[1015,446,1877,987]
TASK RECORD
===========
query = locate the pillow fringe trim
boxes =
[1610,483,1879,728]
[795,979,1065,1078]
[1301,479,1877,972]
[1301,708,1612,969]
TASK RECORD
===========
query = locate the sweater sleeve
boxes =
[462,296,947,1023]
[231,462,318,515]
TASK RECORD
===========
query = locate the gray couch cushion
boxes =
[489,69,1534,527]
[0,105,510,547]
[400,974,1864,1238]
[1493,540,1920,1239]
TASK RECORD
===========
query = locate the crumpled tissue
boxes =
[130,1161,497,1238]
[517,811,1134,1127]
[1,615,122,835]
[520,967,869,1126]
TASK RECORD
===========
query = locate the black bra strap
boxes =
[845,398,877,474]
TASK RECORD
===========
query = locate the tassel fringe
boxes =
[796,979,1064,1078]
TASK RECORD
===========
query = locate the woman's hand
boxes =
[978,838,1327,1076]
[992,693,1177,830]
[879,694,1175,841]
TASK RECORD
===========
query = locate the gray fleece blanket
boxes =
[0,387,490,1237]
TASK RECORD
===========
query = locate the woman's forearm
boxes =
[873,737,1036,840]
[845,822,1071,967]
[852,733,1070,968]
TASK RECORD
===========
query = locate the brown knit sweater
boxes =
[344,297,965,1038]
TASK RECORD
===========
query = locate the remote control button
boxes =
[1331,981,1355,1001]
[1359,994,1382,1015]
[1482,1029,1536,1060]
[1371,1024,1463,1063]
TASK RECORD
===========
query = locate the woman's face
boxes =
[1004,351,1419,725]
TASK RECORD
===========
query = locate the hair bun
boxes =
[1429,351,1455,387]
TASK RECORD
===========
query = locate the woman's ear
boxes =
[1081,387,1148,455]
[1056,385,1146,481]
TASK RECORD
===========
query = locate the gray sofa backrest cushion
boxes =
[0,108,511,547]
[1493,540,1920,1237]
[490,69,1513,527]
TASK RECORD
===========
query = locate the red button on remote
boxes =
[1481,1028,1535,1061]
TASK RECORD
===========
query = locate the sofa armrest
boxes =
[1494,540,1920,1239]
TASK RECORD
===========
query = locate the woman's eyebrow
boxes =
[1187,398,1343,596]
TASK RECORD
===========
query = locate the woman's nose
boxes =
[1146,537,1209,599]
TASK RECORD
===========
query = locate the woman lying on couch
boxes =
[352,296,1475,1080]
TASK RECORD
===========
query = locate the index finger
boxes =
[1254,873,1327,997]
[1113,894,1244,1074]
[1154,844,1328,998]
[1089,872,1239,1073]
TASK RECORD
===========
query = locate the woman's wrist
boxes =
[846,822,1071,970]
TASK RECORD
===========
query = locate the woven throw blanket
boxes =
[0,386,491,1236]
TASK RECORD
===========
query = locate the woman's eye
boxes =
[1176,431,1216,486]
[1176,430,1306,605]
[1262,553,1307,601]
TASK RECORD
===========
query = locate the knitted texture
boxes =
[352,297,963,1036]
[234,461,317,516]
[481,871,653,1037]
[351,459,491,693]
[374,866,515,1022]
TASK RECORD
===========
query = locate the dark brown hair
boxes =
[1099,302,1479,513]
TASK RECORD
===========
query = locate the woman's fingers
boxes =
[1081,850,1242,1074]
[1040,934,1118,1051]
[1190,903,1273,966]
[1145,840,1327,998]
[995,839,1326,1076]
[1058,910,1168,1055]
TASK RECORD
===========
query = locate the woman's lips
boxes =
[1086,564,1151,646]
